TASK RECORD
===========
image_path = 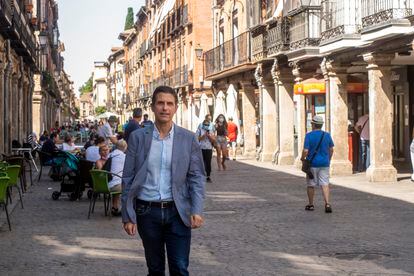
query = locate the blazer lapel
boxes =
[144,125,153,160]
[171,125,181,184]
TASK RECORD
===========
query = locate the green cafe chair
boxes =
[0,177,11,231]
[6,165,23,209]
[88,170,122,219]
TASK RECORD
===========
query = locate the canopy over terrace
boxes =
[149,0,176,38]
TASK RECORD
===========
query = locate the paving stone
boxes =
[0,161,413,275]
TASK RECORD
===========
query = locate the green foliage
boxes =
[124,7,134,30]
[79,75,93,95]
[95,106,107,115]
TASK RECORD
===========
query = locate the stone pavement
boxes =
[0,160,413,275]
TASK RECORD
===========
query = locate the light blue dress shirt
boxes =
[138,125,174,201]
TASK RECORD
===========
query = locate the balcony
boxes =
[287,6,321,59]
[181,4,191,26]
[267,17,291,57]
[9,1,37,66]
[139,40,147,57]
[205,31,253,80]
[361,0,412,29]
[251,24,267,62]
[0,0,13,29]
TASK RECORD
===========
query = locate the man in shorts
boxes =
[300,115,334,213]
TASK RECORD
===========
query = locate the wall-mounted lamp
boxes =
[195,44,203,60]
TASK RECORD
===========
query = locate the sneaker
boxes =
[206,177,212,183]
[111,207,121,216]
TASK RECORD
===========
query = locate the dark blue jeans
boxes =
[136,203,191,276]
[359,139,370,172]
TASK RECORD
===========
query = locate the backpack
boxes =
[102,157,113,181]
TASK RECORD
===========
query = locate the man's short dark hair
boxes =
[50,133,57,140]
[132,108,142,118]
[151,86,178,105]
[144,114,148,118]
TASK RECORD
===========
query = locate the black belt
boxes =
[136,199,175,209]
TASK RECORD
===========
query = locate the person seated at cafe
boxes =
[86,136,106,163]
[95,144,110,170]
[107,140,127,216]
[62,134,76,152]
[41,133,59,163]
[39,130,49,144]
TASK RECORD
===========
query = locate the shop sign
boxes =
[294,82,325,95]
[347,83,368,93]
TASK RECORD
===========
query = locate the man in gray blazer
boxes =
[122,86,205,276]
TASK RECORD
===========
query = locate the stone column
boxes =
[273,63,295,165]
[0,64,4,154]
[260,81,277,162]
[291,62,306,168]
[363,53,397,182]
[240,81,257,158]
[321,58,352,175]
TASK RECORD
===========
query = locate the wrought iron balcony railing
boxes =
[320,1,361,42]
[10,2,37,64]
[0,0,13,29]
[288,7,321,51]
[251,24,267,62]
[267,17,291,57]
[205,31,251,77]
[140,40,147,57]
[361,0,412,29]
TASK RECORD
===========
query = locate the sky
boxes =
[58,0,145,97]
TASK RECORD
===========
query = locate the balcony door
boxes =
[232,10,239,66]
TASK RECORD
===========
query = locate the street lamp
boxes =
[195,44,203,60]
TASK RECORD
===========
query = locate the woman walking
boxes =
[215,114,228,170]
[196,119,215,182]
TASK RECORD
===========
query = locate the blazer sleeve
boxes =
[187,134,206,215]
[122,132,138,223]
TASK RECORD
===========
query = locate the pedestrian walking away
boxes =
[355,113,370,172]
[196,119,215,183]
[227,117,238,160]
[122,85,205,276]
[214,114,229,170]
[124,107,143,143]
[301,115,334,213]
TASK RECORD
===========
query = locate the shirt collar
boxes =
[153,123,174,140]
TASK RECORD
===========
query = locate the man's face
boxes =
[53,135,59,143]
[151,92,177,124]
[206,115,212,122]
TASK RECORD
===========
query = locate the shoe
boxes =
[305,204,314,211]
[111,207,121,216]
[325,204,332,213]
[233,158,236,161]
[206,177,212,183]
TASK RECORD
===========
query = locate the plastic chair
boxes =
[4,156,27,193]
[0,177,11,230]
[6,165,23,209]
[88,170,122,219]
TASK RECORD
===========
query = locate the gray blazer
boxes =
[121,124,205,227]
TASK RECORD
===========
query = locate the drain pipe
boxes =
[3,40,11,154]
[271,59,280,165]
[254,63,263,161]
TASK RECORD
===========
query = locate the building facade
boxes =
[129,0,213,131]
[79,92,94,122]
[32,0,75,137]
[92,61,109,109]
[205,0,414,182]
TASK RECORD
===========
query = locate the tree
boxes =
[78,75,93,95]
[95,106,107,115]
[124,7,134,30]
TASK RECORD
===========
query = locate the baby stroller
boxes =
[51,151,83,201]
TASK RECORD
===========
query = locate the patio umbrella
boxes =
[96,112,119,119]
[213,90,226,122]
[198,93,209,124]
[226,84,241,139]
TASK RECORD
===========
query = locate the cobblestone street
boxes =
[0,160,413,275]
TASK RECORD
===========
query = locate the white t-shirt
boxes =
[85,146,100,162]
[108,149,125,188]
[98,122,114,142]
[62,143,76,152]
